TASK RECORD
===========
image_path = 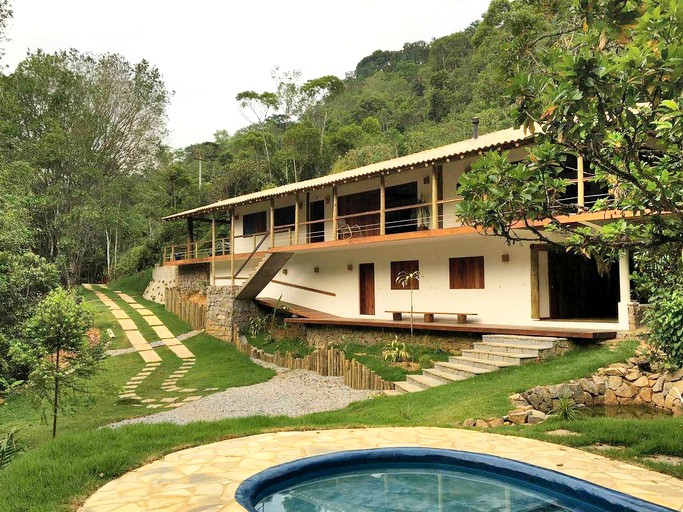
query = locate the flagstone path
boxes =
[84,284,213,409]
[79,427,683,512]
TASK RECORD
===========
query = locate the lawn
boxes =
[108,269,153,296]
[3,334,681,512]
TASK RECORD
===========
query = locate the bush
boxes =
[646,289,683,369]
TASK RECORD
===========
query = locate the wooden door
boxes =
[359,263,375,315]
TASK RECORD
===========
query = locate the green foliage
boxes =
[646,289,683,369]
[550,396,582,421]
[381,338,411,363]
[248,316,268,337]
[0,428,22,470]
[13,288,104,437]
[109,269,153,296]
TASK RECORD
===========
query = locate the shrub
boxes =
[0,428,23,470]
[549,396,582,421]
[248,316,268,337]
[646,289,683,369]
[382,338,411,363]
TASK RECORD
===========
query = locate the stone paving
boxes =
[79,427,683,512]
[86,285,216,409]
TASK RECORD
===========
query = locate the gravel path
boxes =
[110,359,376,427]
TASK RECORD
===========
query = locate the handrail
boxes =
[234,232,269,279]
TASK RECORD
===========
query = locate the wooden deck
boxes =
[256,298,340,320]
[284,315,617,340]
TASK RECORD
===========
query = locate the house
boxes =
[160,126,632,341]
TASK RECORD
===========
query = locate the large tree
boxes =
[457,0,683,266]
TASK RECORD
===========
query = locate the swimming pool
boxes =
[236,447,674,512]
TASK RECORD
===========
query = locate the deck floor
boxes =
[256,297,340,320]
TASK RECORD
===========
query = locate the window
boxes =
[391,260,419,290]
[449,256,484,289]
[274,205,295,227]
[243,211,267,235]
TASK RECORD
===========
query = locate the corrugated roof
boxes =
[163,126,535,220]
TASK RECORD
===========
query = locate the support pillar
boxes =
[210,215,216,286]
[294,193,300,245]
[431,165,438,229]
[269,199,275,248]
[230,209,235,286]
[618,250,631,329]
[577,154,585,210]
[332,186,338,239]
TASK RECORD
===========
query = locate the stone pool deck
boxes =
[79,427,683,512]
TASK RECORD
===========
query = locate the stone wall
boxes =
[177,264,210,294]
[628,302,650,330]
[511,357,683,419]
[205,285,264,341]
[305,324,476,353]
[143,265,178,304]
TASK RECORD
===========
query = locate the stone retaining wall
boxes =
[177,264,210,294]
[205,285,263,341]
[143,265,178,304]
[628,303,650,330]
[305,324,476,353]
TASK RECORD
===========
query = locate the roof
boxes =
[163,126,535,221]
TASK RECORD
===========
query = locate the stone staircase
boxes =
[393,335,566,394]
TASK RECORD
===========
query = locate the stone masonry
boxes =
[205,285,263,341]
[177,263,210,294]
[143,265,178,304]
[305,324,475,353]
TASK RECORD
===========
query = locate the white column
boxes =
[618,251,631,329]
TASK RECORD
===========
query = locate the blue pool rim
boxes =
[235,447,675,512]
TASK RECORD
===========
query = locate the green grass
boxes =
[5,337,679,512]
[246,332,314,358]
[340,342,450,381]
[108,269,153,296]
[79,287,129,350]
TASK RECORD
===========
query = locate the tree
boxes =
[13,288,104,438]
[235,90,279,180]
[395,270,421,361]
[457,0,683,262]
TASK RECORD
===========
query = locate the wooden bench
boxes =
[385,311,478,324]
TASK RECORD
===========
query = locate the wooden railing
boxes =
[165,288,206,330]
[234,329,394,391]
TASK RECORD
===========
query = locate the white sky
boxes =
[4,0,492,149]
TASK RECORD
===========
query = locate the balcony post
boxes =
[163,246,167,264]
[186,217,194,257]
[332,186,338,239]
[380,176,386,236]
[577,154,585,210]
[210,214,216,286]
[230,208,235,287]
[269,199,275,248]
[294,193,300,245]
[431,165,438,229]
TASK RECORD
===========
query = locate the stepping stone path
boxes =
[84,284,216,410]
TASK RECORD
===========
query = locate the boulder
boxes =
[652,392,666,408]
[582,391,594,406]
[525,391,544,410]
[638,387,653,403]
[603,367,626,377]
[487,417,505,428]
[592,376,607,394]
[664,394,679,410]
[508,409,531,425]
[475,419,489,428]
[625,370,641,382]
[579,378,598,396]
[527,410,548,425]
[653,375,665,393]
[463,418,476,427]
[615,383,638,399]
[633,376,649,388]
[608,376,623,391]
[673,406,683,418]
[594,395,605,406]
[605,389,619,405]
[669,368,683,381]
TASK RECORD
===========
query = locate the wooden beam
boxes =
[269,199,275,248]
[210,215,216,286]
[230,209,235,287]
[431,165,438,229]
[530,245,541,320]
[380,176,386,236]
[294,193,300,246]
[577,154,585,210]
[332,186,338,240]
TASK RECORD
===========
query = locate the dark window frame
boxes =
[243,211,267,235]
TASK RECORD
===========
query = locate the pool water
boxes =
[256,465,594,512]
[237,448,674,512]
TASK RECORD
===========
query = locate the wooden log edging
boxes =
[235,330,394,392]
[165,288,207,330]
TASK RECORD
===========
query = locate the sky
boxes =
[4,0,493,149]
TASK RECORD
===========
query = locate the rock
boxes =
[639,387,653,403]
[605,389,618,405]
[673,406,683,418]
[672,381,683,396]
[508,409,531,425]
[475,419,489,428]
[527,410,547,425]
[669,368,683,381]
[664,394,679,410]
[488,417,505,428]
[608,376,623,391]
[615,383,637,398]
[592,376,607,394]
[594,395,605,406]
[603,367,626,377]
[582,391,594,406]
[653,375,665,393]
[625,370,641,382]
[579,378,597,396]
[463,418,476,427]
[525,391,544,409]
[509,393,523,401]
[652,392,666,408]
[633,376,649,388]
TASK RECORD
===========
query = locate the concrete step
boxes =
[461,349,537,365]
[473,341,554,356]
[433,361,493,379]
[449,356,514,371]
[482,334,566,347]
[393,381,425,394]
[423,368,469,384]
[406,374,444,390]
